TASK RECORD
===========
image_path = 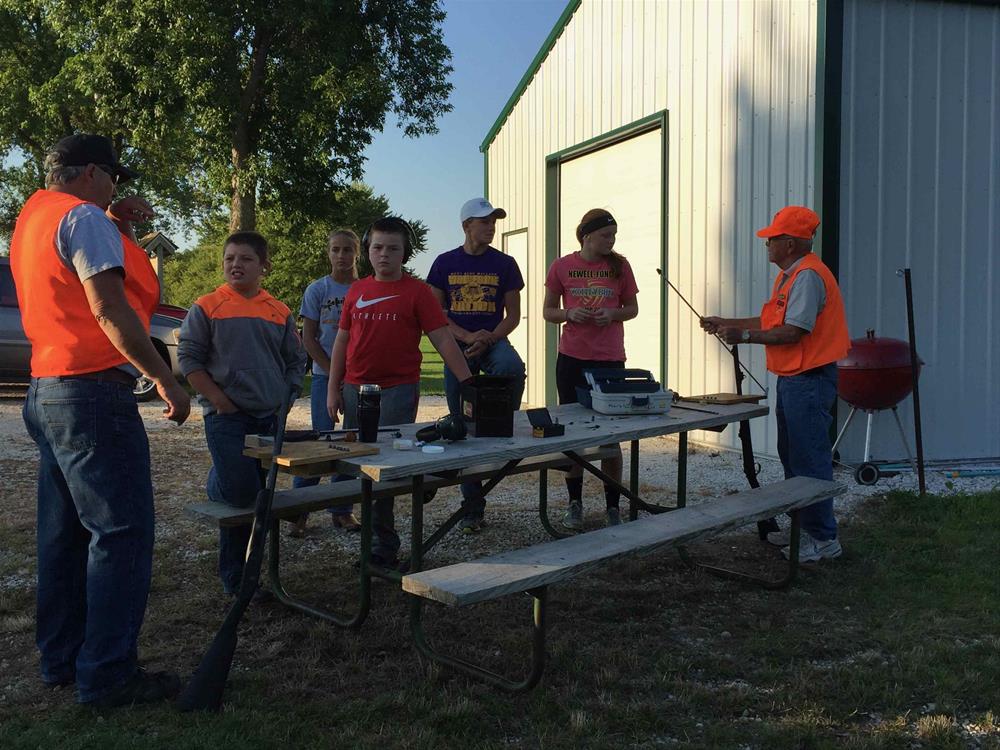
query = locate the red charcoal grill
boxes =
[832,329,922,485]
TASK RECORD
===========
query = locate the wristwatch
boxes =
[741,329,751,343]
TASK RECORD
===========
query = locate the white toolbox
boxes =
[577,369,674,416]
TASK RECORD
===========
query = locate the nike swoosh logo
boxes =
[355,294,399,309]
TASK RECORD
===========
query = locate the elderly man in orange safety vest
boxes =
[701,206,849,563]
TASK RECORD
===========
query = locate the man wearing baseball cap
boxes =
[10,133,190,706]
[427,198,526,533]
[700,206,849,562]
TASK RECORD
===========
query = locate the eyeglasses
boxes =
[765,236,793,247]
[94,164,120,185]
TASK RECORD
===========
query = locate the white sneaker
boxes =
[782,533,842,562]
[765,529,791,547]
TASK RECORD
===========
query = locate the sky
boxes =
[361,0,568,277]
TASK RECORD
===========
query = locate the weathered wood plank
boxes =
[340,402,767,482]
[401,477,846,607]
[185,446,619,527]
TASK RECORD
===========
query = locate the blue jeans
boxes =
[444,337,526,516]
[204,411,276,593]
[292,374,353,514]
[23,378,154,703]
[775,364,839,541]
[342,382,419,560]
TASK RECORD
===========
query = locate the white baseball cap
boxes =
[460,197,507,223]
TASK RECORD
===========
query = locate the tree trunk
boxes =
[229,144,256,232]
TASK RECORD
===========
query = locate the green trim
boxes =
[542,110,670,401]
[483,149,489,199]
[543,110,666,163]
[479,0,582,154]
[659,114,670,384]
[544,160,560,407]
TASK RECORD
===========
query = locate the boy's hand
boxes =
[327,389,344,424]
[212,393,239,415]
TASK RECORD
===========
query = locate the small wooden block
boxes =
[679,393,766,405]
[243,440,379,468]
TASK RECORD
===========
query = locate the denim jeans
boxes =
[342,382,419,560]
[23,377,154,703]
[443,337,526,515]
[775,364,839,540]
[291,374,353,514]
[204,411,276,593]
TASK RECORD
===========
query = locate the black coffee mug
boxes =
[357,384,381,443]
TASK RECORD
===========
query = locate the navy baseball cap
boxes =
[48,134,139,183]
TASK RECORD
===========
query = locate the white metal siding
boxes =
[839,0,1000,460]
[486,0,819,455]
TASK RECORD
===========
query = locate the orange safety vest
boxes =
[10,190,160,377]
[759,253,849,376]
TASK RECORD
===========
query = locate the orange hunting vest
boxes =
[10,190,160,377]
[759,253,849,377]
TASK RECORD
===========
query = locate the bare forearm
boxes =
[93,301,174,381]
[446,319,470,344]
[491,315,518,339]
[186,370,225,402]
[429,328,473,382]
[304,338,330,373]
[745,325,806,346]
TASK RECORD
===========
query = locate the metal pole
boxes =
[899,268,926,495]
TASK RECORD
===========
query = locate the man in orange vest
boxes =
[701,206,849,562]
[11,134,190,707]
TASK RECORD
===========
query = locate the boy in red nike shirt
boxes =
[327,216,472,568]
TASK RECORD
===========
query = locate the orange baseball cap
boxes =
[756,206,820,239]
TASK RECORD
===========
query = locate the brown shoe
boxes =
[331,512,361,532]
[288,513,309,538]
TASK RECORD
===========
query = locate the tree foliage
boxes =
[162,183,427,314]
[0,0,452,237]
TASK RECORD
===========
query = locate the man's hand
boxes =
[717,326,745,345]
[108,196,156,224]
[158,380,191,424]
[464,339,488,358]
[700,316,725,334]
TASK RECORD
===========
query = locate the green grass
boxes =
[1,490,998,748]
[300,336,444,398]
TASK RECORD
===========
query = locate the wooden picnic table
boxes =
[240,400,768,627]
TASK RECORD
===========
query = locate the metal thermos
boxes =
[357,384,382,443]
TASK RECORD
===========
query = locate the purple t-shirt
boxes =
[426,246,524,333]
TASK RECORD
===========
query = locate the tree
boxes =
[162,182,427,314]
[0,0,452,237]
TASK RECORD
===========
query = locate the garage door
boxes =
[558,128,664,380]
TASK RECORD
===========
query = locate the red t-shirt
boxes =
[339,275,449,387]
[544,252,639,362]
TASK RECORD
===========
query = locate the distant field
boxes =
[419,335,445,395]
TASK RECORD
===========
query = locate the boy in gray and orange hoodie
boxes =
[178,230,305,594]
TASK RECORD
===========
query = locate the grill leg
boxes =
[890,406,917,471]
[863,410,875,462]
[831,406,858,456]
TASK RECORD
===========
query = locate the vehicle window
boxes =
[0,265,18,308]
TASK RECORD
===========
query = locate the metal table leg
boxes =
[677,510,802,590]
[266,479,373,628]
[677,432,688,509]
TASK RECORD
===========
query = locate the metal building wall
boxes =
[486,0,820,455]
[839,0,1000,461]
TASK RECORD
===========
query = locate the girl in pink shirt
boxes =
[543,208,639,529]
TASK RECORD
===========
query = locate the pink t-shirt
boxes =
[544,252,639,362]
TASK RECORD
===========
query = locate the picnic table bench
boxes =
[402,475,846,691]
